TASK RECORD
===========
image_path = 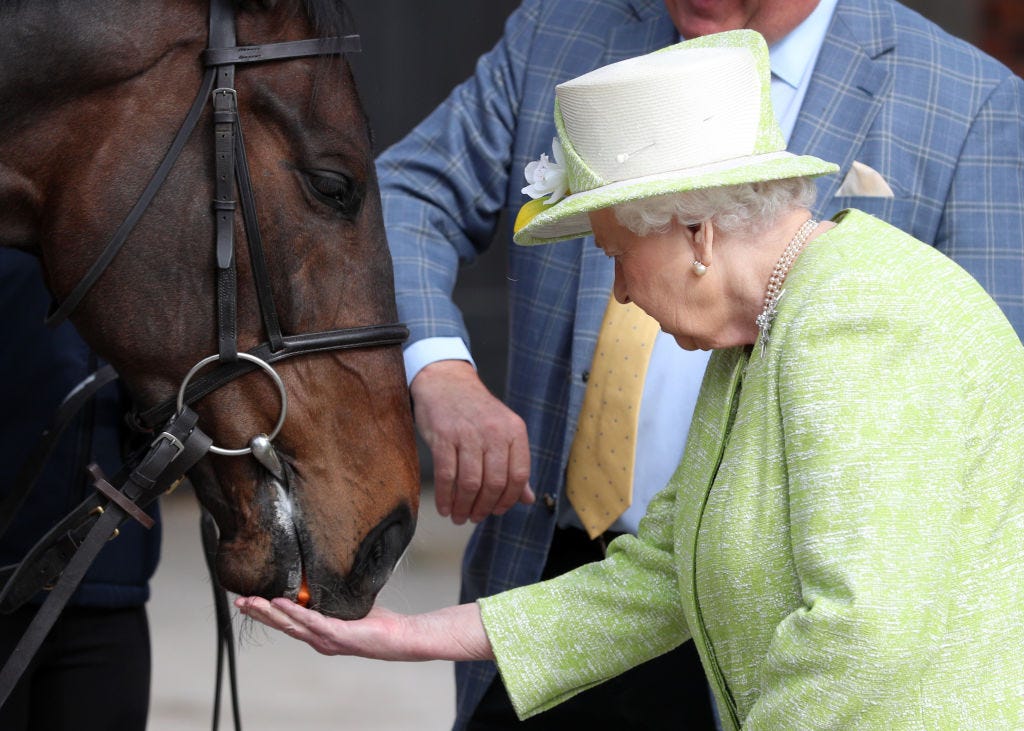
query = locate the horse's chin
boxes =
[198,470,307,608]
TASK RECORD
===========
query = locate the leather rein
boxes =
[0,0,406,725]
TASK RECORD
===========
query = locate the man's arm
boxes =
[377,1,544,522]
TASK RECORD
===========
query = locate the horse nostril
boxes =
[351,505,416,592]
[371,524,399,571]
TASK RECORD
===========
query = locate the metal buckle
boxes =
[211,87,238,106]
[151,430,186,460]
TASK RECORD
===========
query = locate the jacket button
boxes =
[542,494,556,512]
[581,370,590,383]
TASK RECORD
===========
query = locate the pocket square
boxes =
[834,161,895,198]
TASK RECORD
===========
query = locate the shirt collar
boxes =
[769,0,839,89]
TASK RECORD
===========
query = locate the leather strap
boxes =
[232,115,284,352]
[210,0,239,363]
[44,69,217,328]
[201,35,361,67]
[87,463,156,530]
[0,409,209,613]
[0,409,212,708]
[133,323,409,430]
[201,507,242,731]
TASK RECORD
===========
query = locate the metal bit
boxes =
[249,433,285,481]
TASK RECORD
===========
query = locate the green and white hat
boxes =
[513,29,839,246]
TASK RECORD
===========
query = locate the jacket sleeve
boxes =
[478,475,691,720]
[376,0,542,348]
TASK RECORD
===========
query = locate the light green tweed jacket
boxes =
[479,210,1024,729]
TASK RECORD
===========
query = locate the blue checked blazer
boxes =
[377,0,1024,725]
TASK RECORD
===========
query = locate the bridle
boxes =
[48,0,408,452]
[0,0,407,721]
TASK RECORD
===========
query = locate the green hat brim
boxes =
[513,151,838,246]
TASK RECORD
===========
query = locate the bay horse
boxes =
[0,0,420,623]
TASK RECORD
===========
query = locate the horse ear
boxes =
[0,165,43,253]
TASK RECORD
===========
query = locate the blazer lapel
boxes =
[789,0,894,202]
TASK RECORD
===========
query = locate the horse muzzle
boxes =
[251,466,416,620]
[296,503,415,619]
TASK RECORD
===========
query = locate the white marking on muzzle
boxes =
[271,479,303,595]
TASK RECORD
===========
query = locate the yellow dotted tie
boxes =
[566,295,660,538]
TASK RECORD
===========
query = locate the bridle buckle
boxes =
[151,430,186,460]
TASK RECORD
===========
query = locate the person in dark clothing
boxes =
[0,248,160,731]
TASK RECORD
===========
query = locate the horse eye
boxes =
[305,169,363,218]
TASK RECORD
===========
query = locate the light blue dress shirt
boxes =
[404,0,838,533]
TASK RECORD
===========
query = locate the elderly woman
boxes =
[236,31,1024,729]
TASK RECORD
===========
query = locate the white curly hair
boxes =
[612,177,817,237]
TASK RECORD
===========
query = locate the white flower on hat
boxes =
[522,138,568,204]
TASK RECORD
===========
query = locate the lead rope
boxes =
[201,507,242,731]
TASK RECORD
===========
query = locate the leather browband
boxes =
[201,34,361,66]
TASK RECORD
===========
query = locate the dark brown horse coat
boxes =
[0,0,420,619]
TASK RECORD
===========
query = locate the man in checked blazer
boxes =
[377,0,1024,727]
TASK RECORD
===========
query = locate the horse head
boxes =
[0,0,420,619]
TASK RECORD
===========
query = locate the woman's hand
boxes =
[234,597,494,663]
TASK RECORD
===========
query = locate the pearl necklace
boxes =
[755,217,818,358]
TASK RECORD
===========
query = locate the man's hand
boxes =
[410,360,534,524]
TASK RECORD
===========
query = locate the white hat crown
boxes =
[513,29,839,245]
[559,47,765,190]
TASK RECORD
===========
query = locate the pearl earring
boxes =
[692,260,708,277]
